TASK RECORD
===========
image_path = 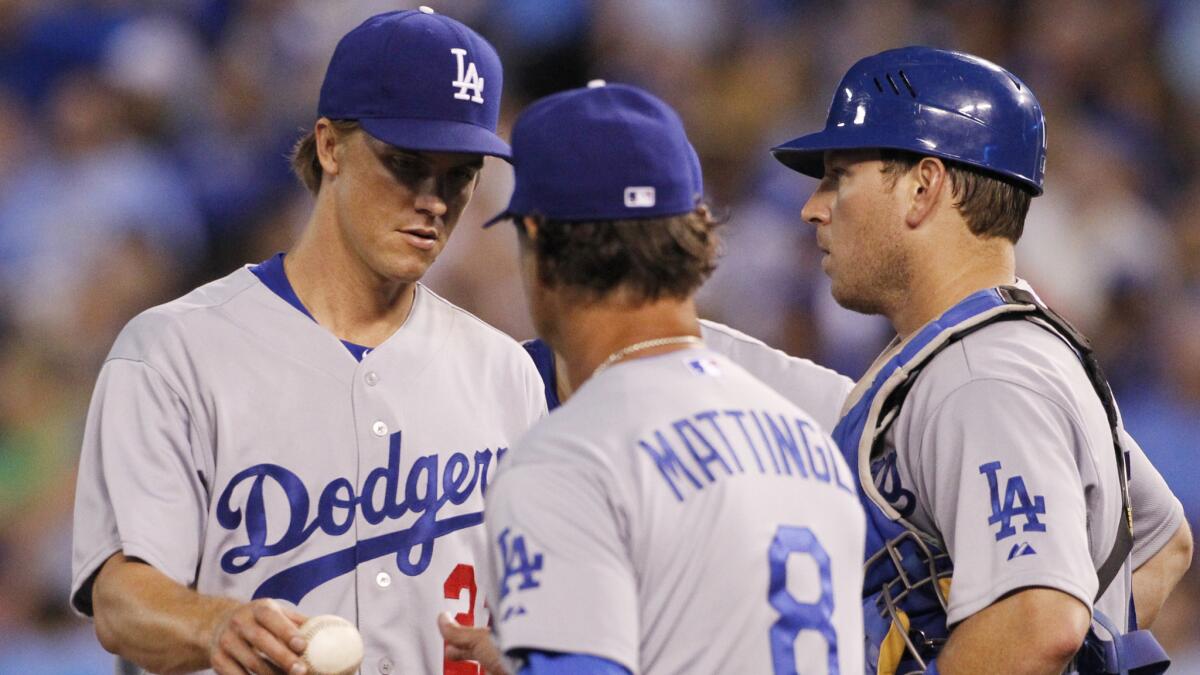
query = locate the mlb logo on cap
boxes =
[485,82,703,226]
[624,187,657,208]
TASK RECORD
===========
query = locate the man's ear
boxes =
[905,156,949,228]
[314,118,343,178]
[522,215,540,243]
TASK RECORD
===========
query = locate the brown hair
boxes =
[289,119,361,194]
[522,206,723,303]
[879,149,1033,243]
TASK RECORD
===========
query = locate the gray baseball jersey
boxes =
[71,264,546,674]
[1123,428,1185,570]
[696,321,1180,577]
[486,348,865,674]
[862,285,1181,628]
[699,319,853,433]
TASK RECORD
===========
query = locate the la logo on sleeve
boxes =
[496,527,544,600]
[451,48,484,103]
[979,460,1047,542]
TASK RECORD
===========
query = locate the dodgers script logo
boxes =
[451,48,484,103]
[215,431,503,603]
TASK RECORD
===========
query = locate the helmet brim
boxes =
[771,129,1045,196]
[360,117,512,161]
[770,128,904,180]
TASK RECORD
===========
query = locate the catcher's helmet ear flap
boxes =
[771,46,1047,195]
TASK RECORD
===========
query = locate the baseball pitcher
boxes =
[70,9,545,675]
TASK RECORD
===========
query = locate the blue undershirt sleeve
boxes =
[516,651,632,675]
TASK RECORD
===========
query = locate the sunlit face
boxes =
[328,129,483,284]
[800,149,912,315]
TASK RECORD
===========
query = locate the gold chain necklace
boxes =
[591,335,704,378]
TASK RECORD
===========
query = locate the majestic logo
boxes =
[979,460,1046,541]
[496,527,543,621]
[451,48,485,103]
[215,432,502,603]
[1007,541,1038,560]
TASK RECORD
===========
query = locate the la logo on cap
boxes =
[624,186,656,208]
[451,48,484,103]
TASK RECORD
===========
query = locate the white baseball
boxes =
[298,614,364,675]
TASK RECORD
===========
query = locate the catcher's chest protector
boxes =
[831,286,1168,675]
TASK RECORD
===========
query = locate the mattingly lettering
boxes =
[639,408,854,502]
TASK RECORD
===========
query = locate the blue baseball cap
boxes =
[484,81,703,226]
[318,7,510,160]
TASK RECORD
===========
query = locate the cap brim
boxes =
[360,118,512,161]
[481,210,517,228]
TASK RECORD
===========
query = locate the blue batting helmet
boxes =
[772,46,1047,195]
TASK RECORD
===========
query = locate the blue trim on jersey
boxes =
[522,338,561,411]
[250,252,312,319]
[249,253,372,361]
[517,652,631,675]
[341,341,372,361]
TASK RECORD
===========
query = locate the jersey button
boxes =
[372,421,388,437]
[365,371,379,386]
[376,571,391,588]
[378,657,395,674]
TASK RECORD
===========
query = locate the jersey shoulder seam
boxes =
[954,318,1080,374]
[700,319,848,378]
[103,356,194,417]
[112,272,260,377]
[156,267,263,318]
[418,283,523,347]
[920,374,1090,431]
[97,356,206,487]
[913,374,1099,483]
[952,337,976,378]
[698,319,761,344]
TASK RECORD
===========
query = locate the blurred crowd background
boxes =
[0,0,1197,671]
